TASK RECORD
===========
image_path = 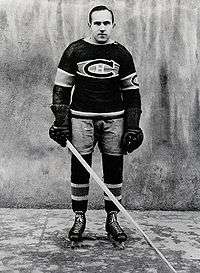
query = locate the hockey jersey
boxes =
[54,38,140,118]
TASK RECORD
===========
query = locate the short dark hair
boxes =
[88,5,114,24]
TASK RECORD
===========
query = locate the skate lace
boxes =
[110,220,123,234]
[73,215,84,232]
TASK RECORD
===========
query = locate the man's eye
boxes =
[94,22,101,26]
[104,21,111,26]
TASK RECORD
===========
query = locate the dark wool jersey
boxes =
[54,38,140,118]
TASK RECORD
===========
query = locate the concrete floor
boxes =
[0,209,199,273]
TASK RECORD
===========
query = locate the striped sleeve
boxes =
[119,48,141,109]
[119,50,139,92]
[54,68,75,88]
[120,72,139,91]
[55,44,76,87]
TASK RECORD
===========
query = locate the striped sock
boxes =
[102,154,123,213]
[71,153,92,213]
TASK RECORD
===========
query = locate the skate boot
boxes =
[106,211,127,249]
[68,211,86,248]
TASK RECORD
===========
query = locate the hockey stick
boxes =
[66,140,177,273]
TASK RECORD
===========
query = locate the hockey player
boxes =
[49,5,143,247]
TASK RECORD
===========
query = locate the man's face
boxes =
[89,10,115,44]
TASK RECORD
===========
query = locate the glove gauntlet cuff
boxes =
[51,104,70,127]
[124,107,142,131]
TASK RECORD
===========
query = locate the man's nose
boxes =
[100,23,105,31]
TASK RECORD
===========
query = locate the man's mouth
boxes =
[98,34,106,38]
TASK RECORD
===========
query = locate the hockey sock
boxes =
[71,153,92,213]
[102,154,123,213]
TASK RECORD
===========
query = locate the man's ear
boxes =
[88,22,91,28]
[113,23,116,28]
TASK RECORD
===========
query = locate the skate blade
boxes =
[107,234,125,250]
[70,240,83,249]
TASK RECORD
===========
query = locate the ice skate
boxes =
[106,211,127,249]
[68,211,86,248]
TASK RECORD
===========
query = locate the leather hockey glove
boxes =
[122,129,144,153]
[49,105,71,147]
[122,108,144,153]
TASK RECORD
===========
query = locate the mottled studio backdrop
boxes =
[0,0,200,209]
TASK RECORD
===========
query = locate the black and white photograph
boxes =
[0,0,199,272]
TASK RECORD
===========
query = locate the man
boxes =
[49,5,143,245]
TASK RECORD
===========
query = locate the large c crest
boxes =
[77,59,120,78]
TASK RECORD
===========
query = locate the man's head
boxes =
[88,5,116,44]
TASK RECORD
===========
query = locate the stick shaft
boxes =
[67,140,177,273]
